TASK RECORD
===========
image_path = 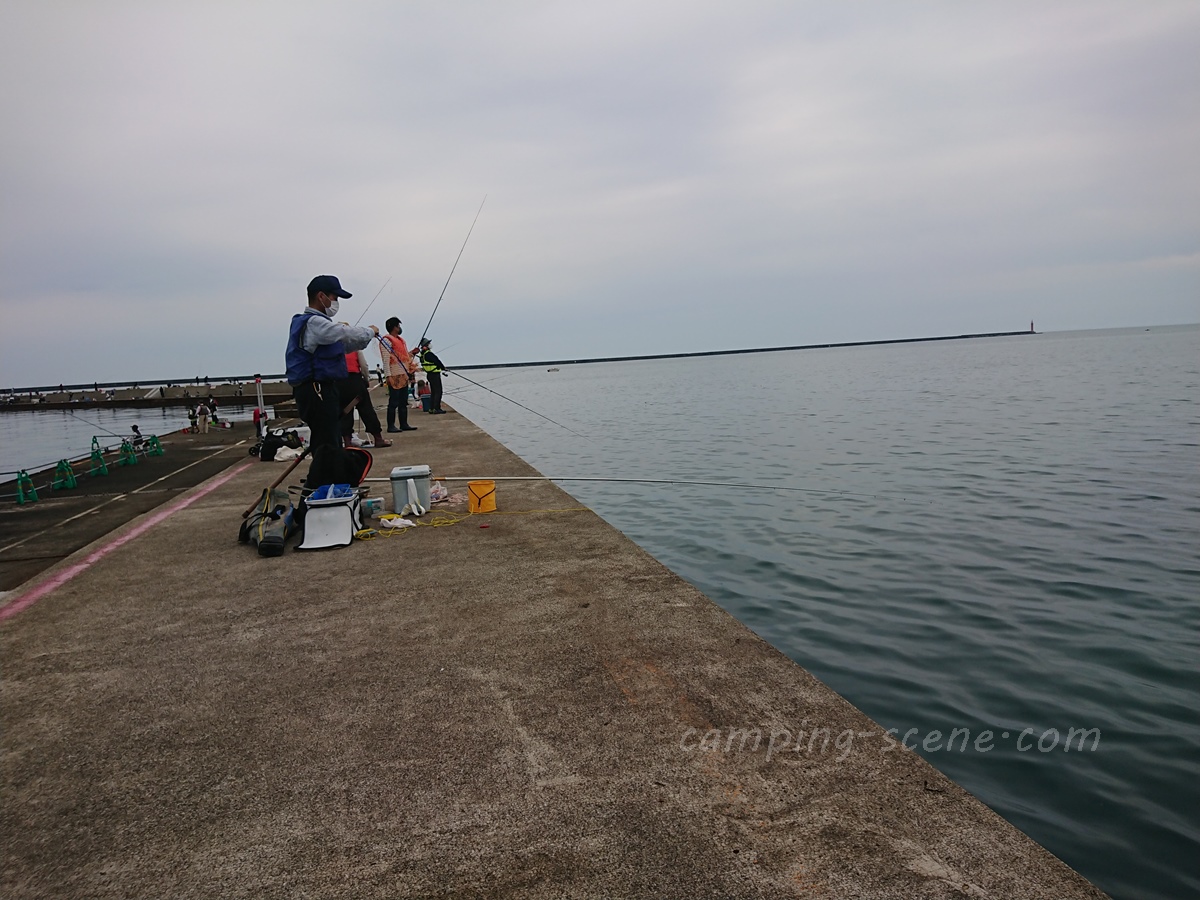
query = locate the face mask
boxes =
[325,299,340,317]
[397,327,402,335]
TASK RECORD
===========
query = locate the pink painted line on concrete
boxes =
[0,460,255,624]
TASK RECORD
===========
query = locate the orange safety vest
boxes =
[382,334,411,375]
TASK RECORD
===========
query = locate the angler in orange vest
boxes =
[381,316,418,433]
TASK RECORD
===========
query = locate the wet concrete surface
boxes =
[1,400,1108,898]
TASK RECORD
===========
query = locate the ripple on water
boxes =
[456,327,1200,900]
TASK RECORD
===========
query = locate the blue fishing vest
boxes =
[285,311,347,385]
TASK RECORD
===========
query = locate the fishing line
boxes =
[359,473,927,504]
[446,370,589,439]
[60,409,131,440]
[446,476,923,503]
[419,195,487,345]
[428,388,495,414]
[444,366,525,392]
[410,366,584,440]
[353,276,393,327]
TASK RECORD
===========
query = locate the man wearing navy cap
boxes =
[285,275,379,487]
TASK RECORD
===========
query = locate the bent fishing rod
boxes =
[353,276,393,327]
[367,196,581,436]
[420,194,487,345]
[61,408,136,440]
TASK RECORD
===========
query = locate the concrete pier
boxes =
[1,406,1107,897]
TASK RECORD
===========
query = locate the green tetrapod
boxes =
[52,459,78,490]
[88,437,109,477]
[16,470,38,505]
[116,439,138,467]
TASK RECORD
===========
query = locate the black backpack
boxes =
[253,428,303,461]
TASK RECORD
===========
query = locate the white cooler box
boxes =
[297,484,363,550]
[391,465,432,516]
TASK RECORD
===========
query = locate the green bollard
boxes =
[52,459,78,490]
[16,470,38,505]
[145,435,164,456]
[116,439,138,467]
[88,437,109,477]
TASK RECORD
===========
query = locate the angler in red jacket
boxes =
[339,347,390,448]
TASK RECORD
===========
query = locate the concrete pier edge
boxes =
[1,405,1107,898]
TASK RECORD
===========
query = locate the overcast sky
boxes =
[2,1,1197,387]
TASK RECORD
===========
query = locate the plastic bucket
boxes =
[468,480,496,513]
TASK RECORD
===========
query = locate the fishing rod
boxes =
[419,195,487,345]
[60,409,132,440]
[374,333,410,373]
[353,276,393,327]
[444,369,588,439]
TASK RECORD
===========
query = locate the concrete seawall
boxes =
[1,407,1106,897]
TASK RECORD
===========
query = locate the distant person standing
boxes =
[411,349,426,399]
[418,337,447,414]
[285,275,378,488]
[381,317,417,433]
[196,400,211,433]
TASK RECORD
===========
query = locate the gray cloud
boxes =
[2,0,1197,384]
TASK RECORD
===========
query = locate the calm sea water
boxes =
[0,404,264,479]
[2,328,1196,896]
[448,326,1199,900]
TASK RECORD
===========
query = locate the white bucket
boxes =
[390,464,432,515]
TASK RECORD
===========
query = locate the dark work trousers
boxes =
[427,371,444,412]
[293,380,349,489]
[387,383,410,430]
[338,373,382,438]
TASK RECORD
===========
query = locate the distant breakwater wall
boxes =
[0,394,292,414]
